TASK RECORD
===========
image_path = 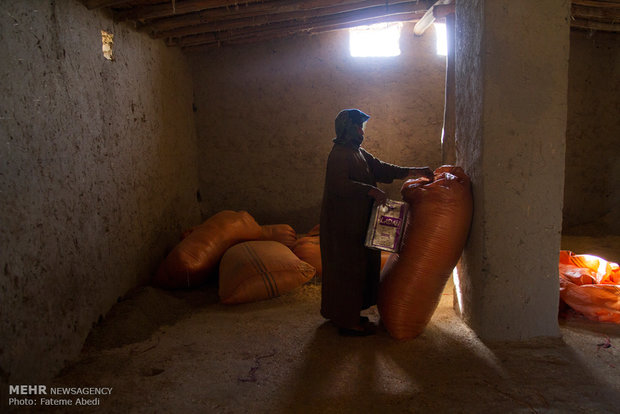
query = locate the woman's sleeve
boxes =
[325,150,374,198]
[362,148,410,183]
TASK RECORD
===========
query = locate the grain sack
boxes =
[219,241,316,304]
[559,250,620,323]
[258,224,297,248]
[306,224,320,237]
[378,166,473,340]
[152,210,262,289]
[293,235,322,276]
[292,231,391,278]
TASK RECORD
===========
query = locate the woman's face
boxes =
[352,123,365,146]
[357,121,367,136]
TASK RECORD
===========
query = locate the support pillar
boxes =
[453,0,570,340]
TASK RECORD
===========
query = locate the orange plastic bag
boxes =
[292,235,322,276]
[258,224,297,248]
[559,250,620,323]
[378,166,473,340]
[152,211,262,289]
[219,241,316,304]
[306,224,320,237]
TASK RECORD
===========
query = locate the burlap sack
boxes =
[219,241,316,304]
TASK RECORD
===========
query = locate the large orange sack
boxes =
[258,224,297,248]
[291,227,390,278]
[559,250,620,323]
[291,226,321,276]
[153,211,262,289]
[378,166,473,340]
[219,241,316,304]
[293,235,322,276]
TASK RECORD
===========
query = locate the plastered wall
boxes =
[564,30,620,235]
[0,1,200,385]
[189,23,445,233]
[455,0,568,340]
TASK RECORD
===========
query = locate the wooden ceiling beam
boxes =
[147,0,430,33]
[152,0,430,39]
[175,5,425,48]
[116,0,385,22]
[413,0,452,35]
[115,0,269,21]
[571,0,620,9]
[305,12,424,35]
[571,17,620,31]
[433,3,455,19]
[83,0,156,10]
[224,12,423,48]
[173,7,425,48]
[183,11,423,52]
[572,4,620,20]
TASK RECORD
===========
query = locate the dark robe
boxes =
[320,144,409,328]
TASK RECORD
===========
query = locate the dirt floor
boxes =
[14,236,620,414]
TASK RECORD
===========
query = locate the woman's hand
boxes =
[368,187,387,205]
[408,167,434,182]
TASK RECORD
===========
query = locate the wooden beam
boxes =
[115,0,268,21]
[153,1,429,39]
[571,0,620,9]
[117,0,414,22]
[237,13,423,43]
[572,4,620,20]
[142,0,429,31]
[175,8,425,48]
[413,0,452,35]
[83,0,128,9]
[305,12,424,35]
[182,11,423,52]
[570,17,620,31]
[433,3,455,19]
[175,7,424,48]
[83,0,155,10]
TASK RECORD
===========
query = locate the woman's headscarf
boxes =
[333,109,370,148]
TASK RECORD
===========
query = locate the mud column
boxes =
[453,0,569,340]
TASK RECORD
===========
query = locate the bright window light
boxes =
[435,22,447,56]
[349,22,403,57]
[101,30,114,60]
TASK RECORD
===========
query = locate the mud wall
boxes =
[563,30,620,235]
[455,0,568,340]
[0,1,200,385]
[189,23,445,233]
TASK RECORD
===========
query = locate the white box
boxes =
[364,199,408,253]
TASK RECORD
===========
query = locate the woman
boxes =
[320,109,433,336]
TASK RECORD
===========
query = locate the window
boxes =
[434,23,447,56]
[349,22,403,57]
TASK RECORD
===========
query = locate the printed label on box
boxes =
[364,199,408,253]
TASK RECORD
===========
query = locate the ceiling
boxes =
[82,0,620,52]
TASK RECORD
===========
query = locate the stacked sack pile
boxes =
[153,211,316,304]
[153,211,396,305]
